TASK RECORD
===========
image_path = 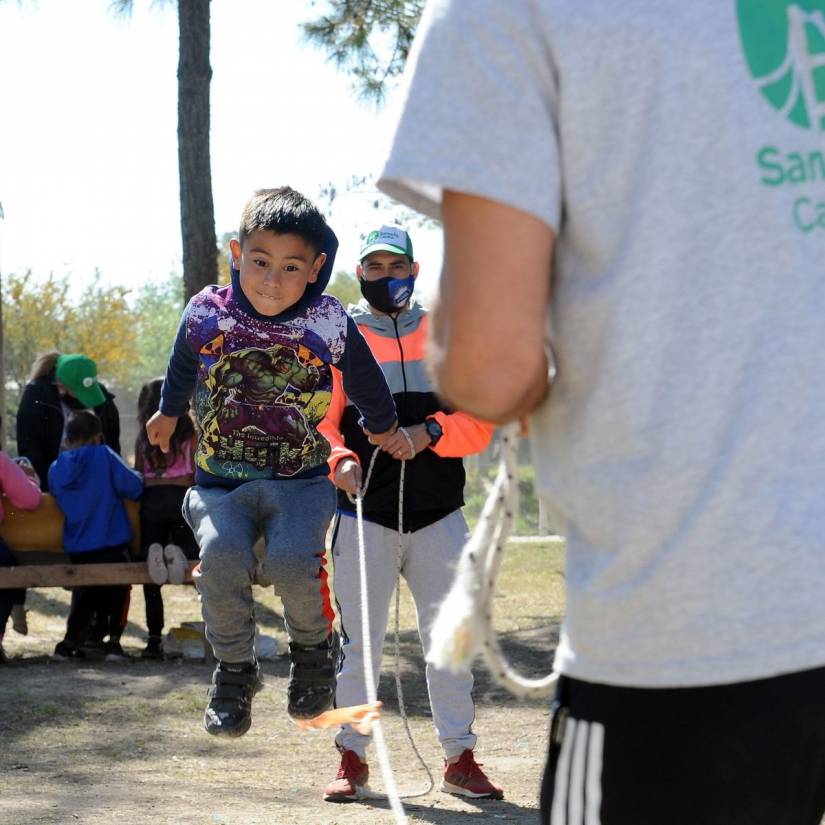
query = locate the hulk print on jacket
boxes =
[199,344,330,479]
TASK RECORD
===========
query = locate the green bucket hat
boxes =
[56,354,106,409]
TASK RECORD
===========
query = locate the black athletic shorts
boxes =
[540,667,825,825]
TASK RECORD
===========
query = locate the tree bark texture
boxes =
[177,0,217,302]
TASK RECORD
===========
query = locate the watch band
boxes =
[425,416,443,447]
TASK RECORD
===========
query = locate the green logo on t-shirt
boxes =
[738,0,825,130]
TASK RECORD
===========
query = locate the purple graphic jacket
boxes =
[159,225,397,487]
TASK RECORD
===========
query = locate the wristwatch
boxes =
[424,417,443,447]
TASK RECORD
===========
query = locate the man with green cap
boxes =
[319,225,501,802]
[16,352,121,491]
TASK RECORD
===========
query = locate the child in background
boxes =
[0,416,42,663]
[49,410,143,660]
[134,377,199,659]
[147,187,397,737]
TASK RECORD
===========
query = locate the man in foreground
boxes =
[377,2,825,823]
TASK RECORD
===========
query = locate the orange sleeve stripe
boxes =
[430,410,495,458]
[318,365,359,477]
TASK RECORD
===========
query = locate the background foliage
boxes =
[326,270,361,308]
[2,270,182,455]
[304,0,423,100]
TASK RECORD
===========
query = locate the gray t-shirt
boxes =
[379,0,825,687]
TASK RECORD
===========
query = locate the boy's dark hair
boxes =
[134,377,196,472]
[239,187,326,254]
[66,409,102,445]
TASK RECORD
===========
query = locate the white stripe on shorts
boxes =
[585,723,604,824]
[550,717,605,825]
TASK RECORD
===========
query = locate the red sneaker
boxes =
[442,749,504,799]
[323,747,370,802]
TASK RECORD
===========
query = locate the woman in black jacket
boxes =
[16,351,121,491]
[15,351,128,659]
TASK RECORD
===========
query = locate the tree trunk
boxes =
[177,0,217,302]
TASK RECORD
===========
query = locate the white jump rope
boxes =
[427,421,558,699]
[347,421,557,823]
[348,425,437,823]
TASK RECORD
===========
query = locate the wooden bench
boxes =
[0,494,197,588]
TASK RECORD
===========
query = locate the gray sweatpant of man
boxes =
[333,509,477,759]
[183,477,336,663]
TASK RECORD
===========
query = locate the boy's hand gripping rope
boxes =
[428,421,558,699]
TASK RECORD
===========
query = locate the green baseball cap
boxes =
[359,225,414,262]
[56,354,106,409]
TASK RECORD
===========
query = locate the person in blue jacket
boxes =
[49,409,143,660]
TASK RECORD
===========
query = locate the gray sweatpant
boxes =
[332,509,477,759]
[183,477,336,662]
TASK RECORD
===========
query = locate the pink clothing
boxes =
[0,452,42,521]
[142,438,195,481]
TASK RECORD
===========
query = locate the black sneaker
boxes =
[53,640,85,660]
[141,636,164,660]
[79,640,108,659]
[287,630,340,720]
[203,659,263,737]
[104,640,131,662]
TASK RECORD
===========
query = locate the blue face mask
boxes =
[359,274,415,314]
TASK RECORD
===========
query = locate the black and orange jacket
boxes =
[319,299,494,532]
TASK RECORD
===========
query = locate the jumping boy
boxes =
[147,187,397,737]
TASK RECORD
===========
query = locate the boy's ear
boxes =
[229,238,242,269]
[308,252,327,283]
[411,261,420,280]
[356,263,365,281]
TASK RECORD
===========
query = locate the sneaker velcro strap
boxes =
[290,665,335,683]
[289,648,333,664]
[213,669,259,687]
[208,683,251,701]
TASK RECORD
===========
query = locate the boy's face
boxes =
[230,230,327,316]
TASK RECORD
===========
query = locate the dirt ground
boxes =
[0,543,564,825]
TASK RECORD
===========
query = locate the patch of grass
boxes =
[167,691,207,715]
[336,538,566,638]
[31,702,62,718]
[464,464,549,535]
[493,539,565,631]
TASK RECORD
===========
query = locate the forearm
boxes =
[430,192,554,423]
